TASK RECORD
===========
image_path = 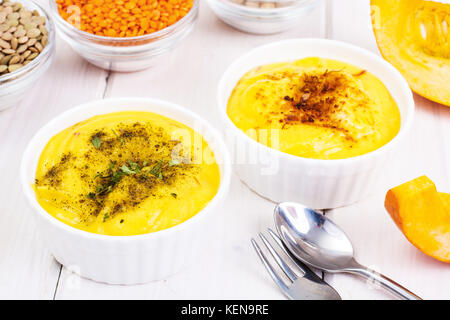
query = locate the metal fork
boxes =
[252,228,341,300]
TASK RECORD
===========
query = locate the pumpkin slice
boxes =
[440,192,450,211]
[371,0,450,106]
[385,176,450,262]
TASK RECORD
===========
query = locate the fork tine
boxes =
[251,238,290,293]
[259,233,297,282]
[267,228,307,275]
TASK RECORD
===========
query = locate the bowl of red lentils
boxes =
[49,0,199,72]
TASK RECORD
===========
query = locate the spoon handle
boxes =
[349,265,422,300]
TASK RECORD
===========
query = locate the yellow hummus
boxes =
[227,57,401,160]
[34,111,221,236]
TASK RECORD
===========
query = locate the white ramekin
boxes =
[218,38,415,209]
[20,98,231,285]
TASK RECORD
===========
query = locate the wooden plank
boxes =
[325,0,450,300]
[327,0,379,51]
[55,0,327,299]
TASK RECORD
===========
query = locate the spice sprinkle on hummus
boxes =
[34,111,220,236]
[227,57,401,160]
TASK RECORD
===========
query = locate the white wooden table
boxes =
[1,0,449,300]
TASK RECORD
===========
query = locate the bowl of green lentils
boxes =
[0,0,55,111]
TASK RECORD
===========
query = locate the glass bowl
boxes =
[0,0,55,112]
[49,0,199,72]
[207,0,320,34]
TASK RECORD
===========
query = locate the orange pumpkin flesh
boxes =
[440,192,450,211]
[385,176,450,262]
[371,0,450,106]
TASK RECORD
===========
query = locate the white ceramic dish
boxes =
[20,98,231,284]
[217,38,415,209]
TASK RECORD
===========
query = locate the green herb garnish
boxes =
[149,160,165,180]
[120,164,135,175]
[89,168,127,199]
[88,159,169,201]
[91,135,102,149]
[171,193,177,198]
[86,192,96,199]
[112,129,124,145]
[127,160,141,173]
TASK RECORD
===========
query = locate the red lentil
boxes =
[56,0,194,37]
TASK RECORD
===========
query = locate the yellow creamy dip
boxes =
[34,111,221,236]
[227,57,401,159]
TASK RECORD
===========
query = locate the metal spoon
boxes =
[274,202,422,300]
